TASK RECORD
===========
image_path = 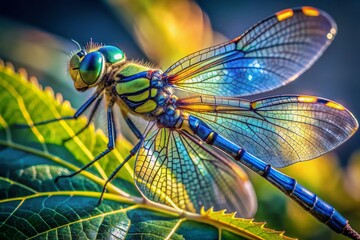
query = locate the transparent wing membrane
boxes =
[165,7,336,96]
[177,95,358,167]
[134,123,256,217]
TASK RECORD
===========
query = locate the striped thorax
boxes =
[68,44,183,128]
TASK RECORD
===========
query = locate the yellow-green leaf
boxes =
[0,61,294,239]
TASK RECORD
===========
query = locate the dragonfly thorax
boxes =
[115,67,182,128]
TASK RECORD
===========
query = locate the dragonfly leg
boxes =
[55,102,115,182]
[97,138,144,206]
[15,91,101,128]
[121,109,143,139]
[62,95,103,143]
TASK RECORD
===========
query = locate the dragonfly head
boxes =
[69,43,126,91]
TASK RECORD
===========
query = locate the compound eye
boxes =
[69,54,80,69]
[98,46,125,64]
[79,52,105,85]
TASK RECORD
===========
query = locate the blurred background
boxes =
[0,0,359,239]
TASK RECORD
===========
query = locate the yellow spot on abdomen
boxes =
[135,100,157,113]
[298,96,317,103]
[205,132,215,144]
[326,101,345,110]
[276,9,294,21]
[302,6,320,16]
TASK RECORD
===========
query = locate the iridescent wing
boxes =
[164,7,336,96]
[177,95,358,168]
[134,122,256,217]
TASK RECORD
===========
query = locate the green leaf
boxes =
[0,61,294,239]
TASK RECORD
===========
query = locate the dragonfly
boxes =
[22,6,359,239]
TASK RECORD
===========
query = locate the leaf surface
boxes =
[0,61,293,239]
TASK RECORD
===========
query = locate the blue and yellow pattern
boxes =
[177,95,357,167]
[23,6,359,238]
[164,7,336,97]
[135,124,256,217]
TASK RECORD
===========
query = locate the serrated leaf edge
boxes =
[200,207,296,240]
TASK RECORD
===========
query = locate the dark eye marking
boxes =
[77,51,86,58]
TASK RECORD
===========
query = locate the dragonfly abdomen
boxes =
[185,114,349,234]
[241,151,347,233]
